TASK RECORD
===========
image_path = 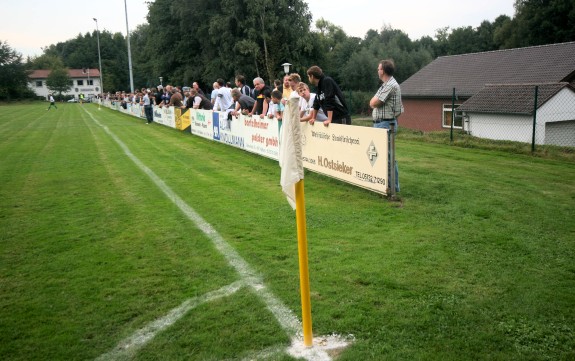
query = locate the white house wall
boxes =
[467,113,539,143]
[466,89,575,146]
[537,88,575,123]
[28,77,101,99]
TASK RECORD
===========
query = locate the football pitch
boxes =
[1,103,574,360]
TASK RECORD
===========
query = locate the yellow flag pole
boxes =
[295,179,313,347]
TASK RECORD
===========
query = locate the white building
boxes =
[28,68,101,99]
[458,83,575,147]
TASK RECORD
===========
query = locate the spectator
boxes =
[210,82,220,109]
[189,89,213,110]
[297,82,328,123]
[162,85,171,105]
[214,78,234,113]
[273,79,282,91]
[306,65,351,126]
[369,59,404,192]
[193,82,205,96]
[235,75,252,98]
[143,89,154,124]
[154,85,163,106]
[168,86,183,108]
[270,89,284,120]
[230,88,256,118]
[281,75,292,99]
[249,77,272,118]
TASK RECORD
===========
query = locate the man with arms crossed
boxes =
[369,59,404,192]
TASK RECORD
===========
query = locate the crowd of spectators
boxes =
[99,69,334,126]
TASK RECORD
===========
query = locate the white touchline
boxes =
[95,281,244,361]
[85,111,301,333]
[85,110,343,360]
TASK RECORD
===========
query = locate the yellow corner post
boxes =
[295,179,313,347]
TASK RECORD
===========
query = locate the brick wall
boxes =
[400,98,451,132]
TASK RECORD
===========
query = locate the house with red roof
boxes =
[399,42,575,142]
[28,68,101,100]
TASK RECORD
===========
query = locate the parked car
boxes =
[67,98,77,103]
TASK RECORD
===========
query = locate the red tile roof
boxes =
[457,83,574,114]
[401,42,575,98]
[28,68,100,79]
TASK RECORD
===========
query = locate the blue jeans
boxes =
[374,119,400,192]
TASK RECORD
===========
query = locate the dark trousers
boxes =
[144,105,153,123]
[374,119,400,192]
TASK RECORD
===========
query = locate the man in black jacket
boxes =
[306,65,351,126]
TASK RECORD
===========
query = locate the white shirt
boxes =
[143,93,151,106]
[214,87,234,111]
[306,93,327,121]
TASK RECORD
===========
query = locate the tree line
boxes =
[1,0,573,102]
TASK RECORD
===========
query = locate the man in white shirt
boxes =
[296,82,327,123]
[213,78,234,113]
[210,82,220,109]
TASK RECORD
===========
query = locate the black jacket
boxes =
[313,75,350,124]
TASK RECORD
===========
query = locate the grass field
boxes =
[1,102,574,360]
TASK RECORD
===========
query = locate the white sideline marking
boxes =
[86,110,347,361]
[95,281,244,361]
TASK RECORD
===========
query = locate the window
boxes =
[77,80,84,86]
[35,81,42,87]
[87,79,94,86]
[443,104,463,129]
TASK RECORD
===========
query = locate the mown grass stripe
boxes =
[83,108,305,351]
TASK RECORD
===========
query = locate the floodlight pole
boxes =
[93,18,103,109]
[124,0,135,93]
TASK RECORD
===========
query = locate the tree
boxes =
[340,48,378,91]
[511,0,575,47]
[492,15,514,49]
[0,40,32,100]
[26,54,65,70]
[46,67,72,99]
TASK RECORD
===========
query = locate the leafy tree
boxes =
[512,0,575,47]
[448,26,481,54]
[0,40,33,100]
[46,67,72,98]
[312,18,350,79]
[217,0,314,83]
[492,15,514,49]
[340,48,378,91]
[26,0,572,104]
[26,54,65,70]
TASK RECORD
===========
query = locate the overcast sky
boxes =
[1,0,515,58]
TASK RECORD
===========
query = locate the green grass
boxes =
[1,103,574,360]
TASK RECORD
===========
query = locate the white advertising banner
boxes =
[190,109,215,140]
[300,123,388,194]
[241,115,280,160]
[164,107,176,128]
[153,106,163,123]
[213,112,245,150]
[110,104,390,195]
[152,106,176,128]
